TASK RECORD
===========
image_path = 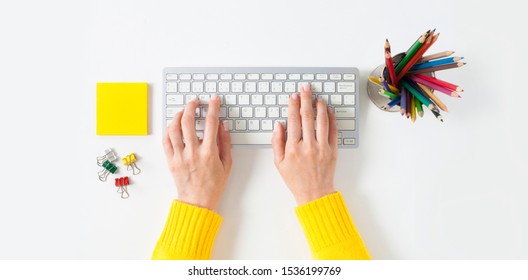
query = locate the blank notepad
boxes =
[96,82,148,135]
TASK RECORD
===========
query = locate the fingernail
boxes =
[211,93,218,101]
[274,121,281,132]
[222,120,229,131]
[302,84,311,91]
[291,93,298,100]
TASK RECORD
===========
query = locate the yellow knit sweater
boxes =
[152,192,370,260]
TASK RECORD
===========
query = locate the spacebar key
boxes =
[230,132,274,145]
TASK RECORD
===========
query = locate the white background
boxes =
[0,0,526,259]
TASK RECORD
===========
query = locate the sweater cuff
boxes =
[153,200,222,260]
[295,192,370,259]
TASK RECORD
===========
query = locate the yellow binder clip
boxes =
[122,153,141,175]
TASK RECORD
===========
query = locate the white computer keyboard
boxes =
[163,67,359,148]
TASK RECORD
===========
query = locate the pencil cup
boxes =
[367,53,405,112]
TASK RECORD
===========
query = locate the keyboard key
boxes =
[231,82,242,93]
[336,120,355,130]
[193,74,205,80]
[224,120,233,131]
[319,95,329,104]
[278,95,289,105]
[344,95,355,105]
[281,107,288,117]
[324,82,336,92]
[196,132,204,140]
[235,120,247,131]
[289,74,301,80]
[230,132,273,144]
[330,74,341,80]
[334,107,355,118]
[331,95,342,105]
[245,82,257,93]
[166,74,178,80]
[298,82,309,91]
[218,82,229,92]
[195,120,205,130]
[167,95,184,105]
[198,94,211,104]
[337,82,355,93]
[268,107,279,118]
[234,74,246,80]
[343,74,355,80]
[258,82,269,92]
[180,74,191,80]
[220,73,232,80]
[166,107,183,117]
[242,107,253,118]
[337,138,342,145]
[206,74,219,80]
[261,74,273,80]
[252,94,263,105]
[195,107,201,118]
[166,82,177,93]
[275,74,287,80]
[248,120,260,130]
[271,82,283,93]
[265,95,276,105]
[344,138,356,145]
[255,107,266,117]
[261,119,273,131]
[311,82,323,93]
[205,82,216,93]
[192,82,204,93]
[219,107,227,118]
[239,95,250,105]
[316,74,328,80]
[302,74,315,80]
[248,74,259,80]
[179,82,191,93]
[275,120,287,130]
[285,82,296,93]
[225,95,237,105]
[229,107,240,118]
[186,95,197,104]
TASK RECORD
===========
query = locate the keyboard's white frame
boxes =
[163,67,359,148]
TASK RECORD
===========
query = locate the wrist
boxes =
[177,192,218,210]
[294,187,336,206]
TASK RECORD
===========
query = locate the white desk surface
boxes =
[1,0,526,259]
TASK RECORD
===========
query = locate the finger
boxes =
[162,127,174,162]
[271,121,285,167]
[167,110,185,151]
[218,120,232,171]
[181,99,200,148]
[286,93,301,145]
[328,107,338,147]
[315,98,329,145]
[203,94,220,148]
[300,84,315,142]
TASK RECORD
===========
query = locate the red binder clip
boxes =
[115,176,130,199]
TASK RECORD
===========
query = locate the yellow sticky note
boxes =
[96,82,148,135]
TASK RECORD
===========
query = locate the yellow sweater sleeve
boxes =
[152,200,222,260]
[295,192,371,260]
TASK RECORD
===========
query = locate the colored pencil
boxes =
[414,74,463,92]
[432,110,444,122]
[407,62,466,74]
[400,87,407,116]
[378,89,398,99]
[406,90,412,118]
[379,75,391,92]
[419,51,455,63]
[416,83,448,112]
[395,30,429,74]
[395,33,438,82]
[411,56,464,71]
[401,79,434,110]
[382,96,401,111]
[407,75,462,98]
[416,97,424,117]
[410,95,416,123]
[407,80,440,113]
[385,40,397,86]
[368,76,400,93]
